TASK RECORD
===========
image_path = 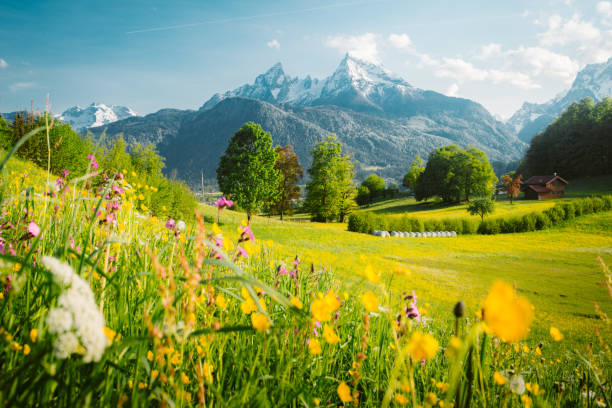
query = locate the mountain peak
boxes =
[60,102,137,130]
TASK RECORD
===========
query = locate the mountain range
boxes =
[507,57,612,142]
[87,54,525,186]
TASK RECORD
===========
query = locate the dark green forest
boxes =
[518,97,612,179]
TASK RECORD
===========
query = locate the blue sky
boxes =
[1,0,611,118]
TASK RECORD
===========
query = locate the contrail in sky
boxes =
[126,0,393,34]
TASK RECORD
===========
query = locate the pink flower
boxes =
[216,196,234,210]
[240,225,255,242]
[277,265,288,275]
[61,169,69,178]
[27,221,40,237]
[87,154,99,169]
[165,219,176,230]
[237,245,248,258]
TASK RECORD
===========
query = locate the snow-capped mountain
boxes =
[508,57,612,142]
[59,103,138,131]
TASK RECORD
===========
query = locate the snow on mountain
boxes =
[200,53,417,111]
[508,57,612,142]
[60,103,138,131]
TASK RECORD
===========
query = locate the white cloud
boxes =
[445,83,460,97]
[538,13,600,46]
[435,58,488,82]
[325,33,379,63]
[0,58,7,69]
[9,82,36,92]
[435,57,540,89]
[388,33,412,49]
[597,1,612,25]
[267,39,280,50]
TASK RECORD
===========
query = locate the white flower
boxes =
[46,308,74,333]
[41,256,108,362]
[176,220,186,231]
[509,375,526,395]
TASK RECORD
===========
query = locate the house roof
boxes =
[527,185,551,194]
[524,175,568,185]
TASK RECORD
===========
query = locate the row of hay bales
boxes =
[371,230,457,238]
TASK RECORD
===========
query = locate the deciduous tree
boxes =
[217,122,281,223]
[270,145,303,220]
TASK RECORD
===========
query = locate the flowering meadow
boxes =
[0,141,610,406]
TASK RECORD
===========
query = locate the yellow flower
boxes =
[290,297,303,309]
[337,381,352,403]
[140,203,148,211]
[534,347,542,356]
[323,324,341,344]
[525,383,544,396]
[308,338,322,355]
[202,361,214,383]
[394,393,409,405]
[523,345,529,353]
[436,382,449,392]
[494,371,507,385]
[215,294,227,309]
[138,194,145,200]
[482,281,533,343]
[361,291,378,312]
[181,372,190,385]
[426,392,437,405]
[138,382,147,390]
[521,394,532,408]
[313,397,320,406]
[23,344,31,355]
[400,382,411,393]
[170,352,182,366]
[311,299,332,322]
[406,331,439,361]
[151,370,159,380]
[364,264,381,283]
[29,329,38,343]
[104,327,117,343]
[445,336,462,357]
[147,350,154,361]
[211,222,223,235]
[251,313,271,332]
[11,342,22,351]
[549,327,563,341]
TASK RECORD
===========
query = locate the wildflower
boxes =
[211,222,223,236]
[549,326,563,341]
[176,221,186,231]
[147,350,154,361]
[482,281,533,343]
[364,264,381,283]
[170,352,182,366]
[525,383,544,396]
[400,381,411,393]
[494,371,507,385]
[509,375,526,395]
[522,345,529,353]
[23,344,31,355]
[426,392,437,405]
[436,382,449,392]
[42,256,108,362]
[361,291,378,312]
[165,219,176,230]
[290,297,303,309]
[394,393,409,405]
[237,245,248,258]
[534,347,542,356]
[251,313,271,332]
[87,154,99,169]
[27,221,40,237]
[181,372,190,384]
[202,361,214,383]
[216,196,234,210]
[104,327,117,343]
[521,395,532,408]
[406,331,439,361]
[138,382,147,390]
[313,398,320,406]
[29,329,38,343]
[215,294,227,309]
[337,381,352,403]
[323,324,340,344]
[308,338,322,354]
[151,370,159,380]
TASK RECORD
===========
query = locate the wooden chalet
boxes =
[521,174,568,200]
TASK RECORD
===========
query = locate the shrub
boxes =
[462,218,479,234]
[591,197,605,213]
[534,212,552,230]
[560,203,575,220]
[478,219,500,234]
[521,213,537,232]
[602,195,612,210]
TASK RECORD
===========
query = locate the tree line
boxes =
[517,97,612,179]
[0,112,196,220]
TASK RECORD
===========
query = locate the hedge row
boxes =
[348,195,612,236]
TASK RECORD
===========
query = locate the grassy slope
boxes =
[201,175,612,347]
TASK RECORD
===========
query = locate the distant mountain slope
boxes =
[508,57,612,142]
[90,54,525,186]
